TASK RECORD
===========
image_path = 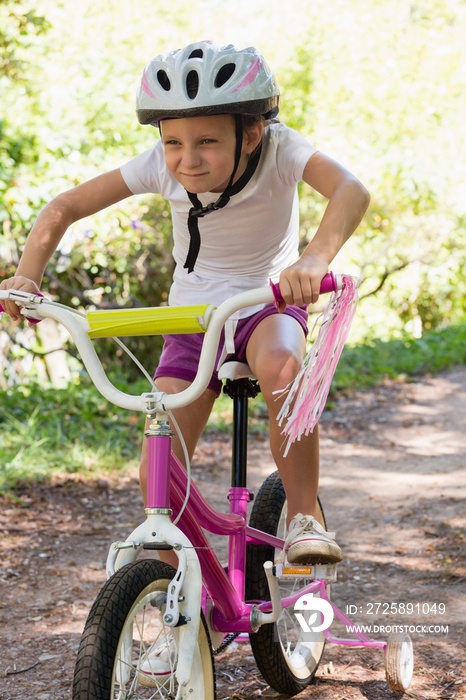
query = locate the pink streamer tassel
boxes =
[276,275,358,456]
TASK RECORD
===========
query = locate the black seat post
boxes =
[223,378,261,487]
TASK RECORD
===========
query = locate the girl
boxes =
[1,41,370,565]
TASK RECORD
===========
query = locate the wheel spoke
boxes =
[246,471,328,695]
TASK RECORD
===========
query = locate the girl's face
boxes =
[160,114,260,194]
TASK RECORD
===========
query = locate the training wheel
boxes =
[384,632,414,692]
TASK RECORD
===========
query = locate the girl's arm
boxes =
[278,152,370,307]
[0,169,133,320]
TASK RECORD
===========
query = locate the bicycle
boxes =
[0,275,414,699]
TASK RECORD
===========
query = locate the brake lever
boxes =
[0,291,44,324]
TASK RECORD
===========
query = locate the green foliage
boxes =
[0,3,49,217]
[1,2,465,402]
[275,1,466,337]
[0,2,51,80]
[0,375,145,490]
[333,323,466,392]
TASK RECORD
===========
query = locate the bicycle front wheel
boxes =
[73,559,216,699]
[246,470,328,697]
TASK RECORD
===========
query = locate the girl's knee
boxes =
[257,348,302,399]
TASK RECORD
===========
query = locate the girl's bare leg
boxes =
[245,314,320,527]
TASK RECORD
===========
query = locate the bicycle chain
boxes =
[214,633,240,655]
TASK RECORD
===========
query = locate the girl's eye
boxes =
[200,138,217,145]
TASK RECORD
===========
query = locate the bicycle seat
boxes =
[218,361,256,381]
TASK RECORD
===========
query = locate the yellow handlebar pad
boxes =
[86,304,216,338]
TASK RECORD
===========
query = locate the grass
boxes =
[332,322,466,392]
[0,378,146,491]
[1,322,465,491]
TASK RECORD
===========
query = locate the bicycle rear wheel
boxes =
[73,558,216,699]
[246,470,328,697]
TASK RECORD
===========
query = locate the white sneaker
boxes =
[285,513,342,565]
[136,636,176,688]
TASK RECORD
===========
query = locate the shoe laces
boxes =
[285,514,336,549]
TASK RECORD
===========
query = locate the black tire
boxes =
[246,470,328,697]
[73,558,216,699]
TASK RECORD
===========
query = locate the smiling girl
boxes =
[0,41,370,565]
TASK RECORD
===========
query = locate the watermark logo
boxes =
[294,593,334,634]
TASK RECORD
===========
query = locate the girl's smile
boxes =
[160,114,258,193]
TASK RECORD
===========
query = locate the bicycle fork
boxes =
[106,416,203,687]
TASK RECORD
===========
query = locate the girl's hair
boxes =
[242,113,265,129]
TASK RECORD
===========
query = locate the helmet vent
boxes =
[215,63,236,88]
[186,70,199,99]
[157,70,171,91]
[188,48,204,59]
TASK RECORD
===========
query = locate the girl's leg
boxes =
[246,313,342,563]
[245,314,319,526]
[246,314,342,564]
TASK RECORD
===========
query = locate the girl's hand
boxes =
[0,276,42,323]
[278,256,329,310]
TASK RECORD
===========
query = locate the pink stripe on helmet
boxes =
[232,58,261,92]
[141,70,156,98]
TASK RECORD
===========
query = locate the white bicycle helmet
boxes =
[136,41,280,125]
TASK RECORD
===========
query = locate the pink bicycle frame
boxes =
[146,434,260,632]
[145,434,385,648]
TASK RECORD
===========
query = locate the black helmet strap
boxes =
[184,115,262,273]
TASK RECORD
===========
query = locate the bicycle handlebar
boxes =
[0,273,344,415]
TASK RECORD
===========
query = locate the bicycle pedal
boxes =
[274,562,338,582]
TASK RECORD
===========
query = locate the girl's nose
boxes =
[181,147,201,168]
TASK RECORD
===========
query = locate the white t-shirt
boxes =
[120,122,316,316]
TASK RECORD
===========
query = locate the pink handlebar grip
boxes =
[319,271,338,294]
[269,271,338,308]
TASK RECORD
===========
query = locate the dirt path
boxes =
[1,368,465,699]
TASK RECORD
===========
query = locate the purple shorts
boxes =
[154,303,308,396]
